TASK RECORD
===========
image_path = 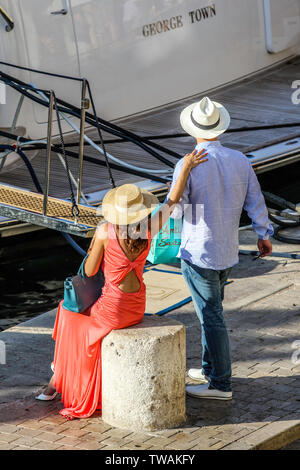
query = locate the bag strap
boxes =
[77,254,88,278]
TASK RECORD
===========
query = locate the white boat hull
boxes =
[0,0,299,145]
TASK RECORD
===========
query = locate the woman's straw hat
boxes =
[180,96,230,139]
[102,184,159,225]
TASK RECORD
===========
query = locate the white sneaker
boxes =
[186,383,232,400]
[188,368,210,383]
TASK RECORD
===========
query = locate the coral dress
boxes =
[52,223,151,419]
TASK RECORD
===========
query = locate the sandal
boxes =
[35,391,58,401]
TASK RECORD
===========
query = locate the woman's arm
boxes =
[84,222,108,277]
[150,149,208,236]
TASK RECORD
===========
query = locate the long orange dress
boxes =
[51,223,151,419]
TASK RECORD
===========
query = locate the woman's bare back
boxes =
[117,234,146,293]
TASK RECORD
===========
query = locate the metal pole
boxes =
[43,91,54,216]
[77,79,89,205]
[56,152,90,205]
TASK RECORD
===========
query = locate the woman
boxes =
[35,149,208,419]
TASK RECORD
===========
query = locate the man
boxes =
[168,96,273,400]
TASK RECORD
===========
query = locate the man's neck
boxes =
[196,137,218,144]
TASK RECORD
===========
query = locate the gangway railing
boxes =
[0,62,177,236]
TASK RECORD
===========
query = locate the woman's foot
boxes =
[42,384,57,396]
[35,376,57,401]
[35,391,58,401]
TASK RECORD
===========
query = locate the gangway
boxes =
[0,62,176,237]
[0,183,100,237]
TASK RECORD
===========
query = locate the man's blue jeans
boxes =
[181,259,232,392]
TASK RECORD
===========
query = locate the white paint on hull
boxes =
[0,0,299,139]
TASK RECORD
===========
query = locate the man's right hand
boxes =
[257,238,272,257]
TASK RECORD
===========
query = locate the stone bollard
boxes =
[101,316,186,432]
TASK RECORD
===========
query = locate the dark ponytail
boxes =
[117,219,149,255]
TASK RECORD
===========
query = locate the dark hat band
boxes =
[190,112,220,130]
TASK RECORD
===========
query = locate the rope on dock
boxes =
[239,249,300,260]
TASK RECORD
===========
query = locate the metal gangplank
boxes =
[0,62,176,237]
[0,66,103,237]
[0,183,101,237]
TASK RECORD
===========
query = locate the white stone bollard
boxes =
[101,316,186,432]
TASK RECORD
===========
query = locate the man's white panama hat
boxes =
[180,96,230,139]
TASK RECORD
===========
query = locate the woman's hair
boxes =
[117,218,149,254]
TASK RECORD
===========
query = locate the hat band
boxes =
[191,112,220,130]
[115,201,146,214]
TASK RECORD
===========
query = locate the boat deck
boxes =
[0,56,300,201]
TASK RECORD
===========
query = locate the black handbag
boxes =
[63,254,105,313]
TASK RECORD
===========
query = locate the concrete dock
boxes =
[0,229,299,450]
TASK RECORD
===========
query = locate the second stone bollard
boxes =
[101,316,186,432]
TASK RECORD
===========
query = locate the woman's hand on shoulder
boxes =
[183,148,208,170]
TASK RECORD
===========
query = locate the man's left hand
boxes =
[257,239,272,257]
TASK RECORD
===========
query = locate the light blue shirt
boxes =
[169,141,274,270]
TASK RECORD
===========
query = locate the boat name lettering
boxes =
[142,4,216,37]
[142,16,183,37]
[189,4,216,24]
